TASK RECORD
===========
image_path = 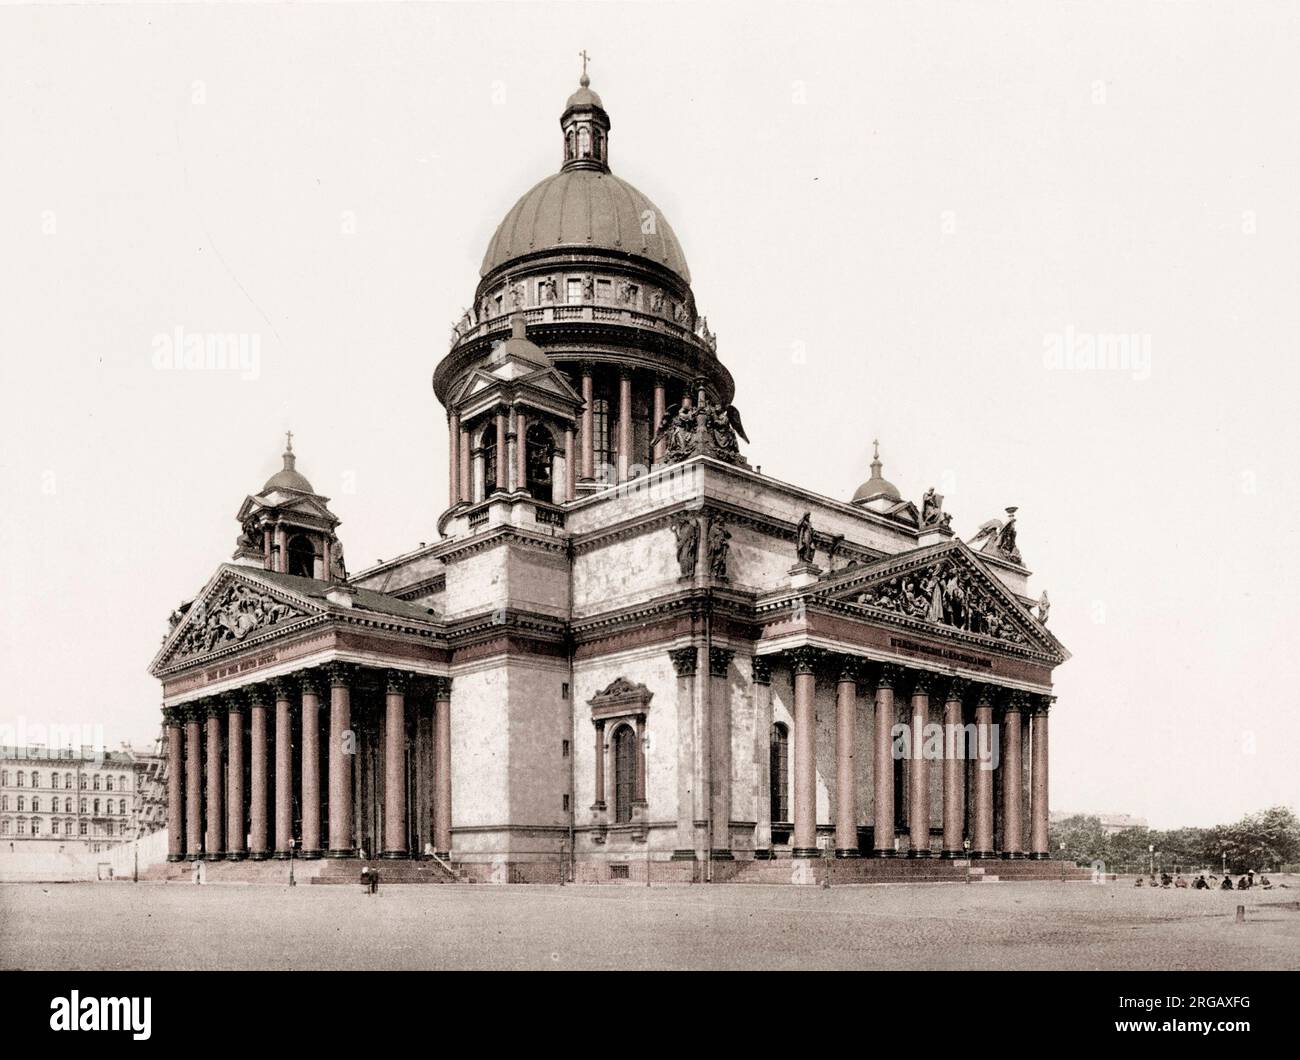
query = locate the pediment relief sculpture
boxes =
[172,581,306,661]
[838,558,1033,646]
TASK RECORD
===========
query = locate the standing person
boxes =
[361,866,371,895]
[370,866,379,895]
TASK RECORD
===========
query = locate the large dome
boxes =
[480,169,691,283]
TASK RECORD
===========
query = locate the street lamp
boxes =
[288,836,296,887]
[1148,843,1155,877]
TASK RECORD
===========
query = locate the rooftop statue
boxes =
[651,394,748,467]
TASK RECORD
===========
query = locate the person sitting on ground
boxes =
[1220,875,1235,890]
[1236,874,1251,890]
[1259,874,1273,889]
[1134,876,1144,886]
[1194,875,1209,890]
[1160,872,1173,888]
[1174,874,1188,888]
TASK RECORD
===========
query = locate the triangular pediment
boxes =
[815,540,1067,661]
[150,565,321,674]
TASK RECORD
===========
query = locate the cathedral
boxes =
[149,69,1073,884]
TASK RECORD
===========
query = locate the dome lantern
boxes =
[560,53,610,173]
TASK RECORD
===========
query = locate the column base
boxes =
[873,848,899,858]
[325,848,357,859]
[1028,851,1050,860]
[670,849,698,861]
[907,849,933,859]
[753,848,774,860]
[299,849,323,860]
[205,851,226,861]
[167,854,185,863]
[969,850,997,859]
[225,851,247,861]
[835,848,862,859]
[272,850,292,861]
[434,850,451,860]
[1001,851,1026,860]
[940,849,965,859]
[791,847,821,859]
[186,853,202,862]
[249,851,270,861]
[379,850,409,860]
[710,849,734,861]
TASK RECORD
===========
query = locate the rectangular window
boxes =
[562,794,570,812]
[595,279,612,303]
[561,682,569,700]
[610,864,629,880]
[566,278,583,305]
[561,740,570,758]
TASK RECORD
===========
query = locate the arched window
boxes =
[578,125,591,158]
[31,771,40,788]
[65,773,73,789]
[64,798,72,813]
[119,774,127,790]
[592,397,612,479]
[525,423,554,499]
[0,796,7,811]
[79,775,86,789]
[0,819,8,835]
[51,819,59,835]
[31,797,39,812]
[17,819,25,835]
[16,772,24,787]
[612,724,637,825]
[770,723,790,823]
[93,775,100,790]
[31,818,40,836]
[93,799,100,814]
[119,799,126,815]
[78,821,87,836]
[79,799,86,814]
[481,427,498,496]
[0,771,6,785]
[287,535,316,578]
[106,776,114,791]
[16,797,24,813]
[565,128,575,160]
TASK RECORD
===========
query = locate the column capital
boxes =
[222,689,248,713]
[1003,689,1030,713]
[972,683,997,709]
[787,645,822,676]
[244,683,271,707]
[943,675,972,703]
[324,661,354,688]
[668,646,699,677]
[385,670,410,695]
[1031,693,1056,716]
[161,705,184,726]
[834,656,859,685]
[296,669,323,697]
[591,716,606,731]
[270,676,296,700]
[433,675,453,701]
[708,647,734,678]
[876,663,905,691]
[203,698,226,720]
[907,670,934,696]
[750,655,772,686]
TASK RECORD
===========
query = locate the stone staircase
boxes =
[725,856,1104,886]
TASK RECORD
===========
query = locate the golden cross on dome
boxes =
[579,49,591,84]
[285,430,294,453]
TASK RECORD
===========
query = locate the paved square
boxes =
[2,880,1297,971]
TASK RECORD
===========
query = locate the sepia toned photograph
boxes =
[1,0,1296,1038]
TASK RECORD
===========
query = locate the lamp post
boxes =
[1221,849,1227,875]
[132,825,140,884]
[644,733,651,889]
[1148,843,1154,877]
[288,836,296,887]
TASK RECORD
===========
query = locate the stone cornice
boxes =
[437,524,570,563]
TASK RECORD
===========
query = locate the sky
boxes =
[1,1,1297,830]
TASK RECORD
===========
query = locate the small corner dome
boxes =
[851,441,901,504]
[262,434,314,495]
